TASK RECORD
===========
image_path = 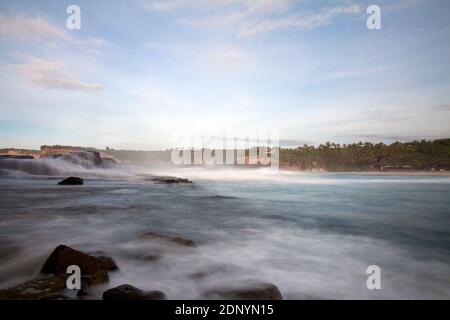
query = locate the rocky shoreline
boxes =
[0,233,283,300]
[1,170,282,300]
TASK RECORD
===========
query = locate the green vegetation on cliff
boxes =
[280,139,450,171]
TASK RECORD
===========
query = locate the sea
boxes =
[0,157,449,299]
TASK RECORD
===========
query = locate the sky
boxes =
[0,0,449,150]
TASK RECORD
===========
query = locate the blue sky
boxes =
[0,0,449,150]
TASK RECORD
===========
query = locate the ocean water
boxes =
[0,164,449,299]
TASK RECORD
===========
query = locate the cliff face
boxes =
[0,149,41,158]
[40,145,87,157]
[0,146,114,160]
[39,145,113,159]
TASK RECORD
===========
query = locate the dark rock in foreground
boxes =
[0,245,119,300]
[82,269,110,286]
[0,276,66,300]
[0,155,34,159]
[41,244,118,275]
[95,255,118,270]
[203,283,283,300]
[103,284,166,300]
[151,176,192,184]
[40,294,75,300]
[138,232,196,247]
[57,176,84,185]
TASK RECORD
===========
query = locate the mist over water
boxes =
[0,158,449,299]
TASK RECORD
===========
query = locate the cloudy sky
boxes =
[0,0,449,150]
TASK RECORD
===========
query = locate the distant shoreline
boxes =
[1,138,450,174]
[280,168,450,176]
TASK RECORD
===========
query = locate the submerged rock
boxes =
[103,284,166,300]
[57,176,84,185]
[141,254,161,262]
[0,276,66,300]
[41,244,118,275]
[188,265,238,281]
[150,176,192,184]
[137,232,196,247]
[203,283,283,300]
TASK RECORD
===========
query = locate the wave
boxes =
[0,151,126,179]
[3,155,450,186]
[141,167,450,185]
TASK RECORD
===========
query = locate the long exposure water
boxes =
[0,162,449,299]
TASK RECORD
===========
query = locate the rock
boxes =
[82,269,109,286]
[140,254,161,262]
[141,290,166,300]
[77,287,89,297]
[101,157,117,168]
[59,151,103,168]
[189,265,238,281]
[40,294,75,300]
[151,176,192,184]
[41,245,118,275]
[203,283,283,300]
[0,155,34,159]
[137,232,196,247]
[77,151,103,166]
[102,157,117,164]
[128,252,163,262]
[115,249,162,263]
[96,256,118,269]
[0,276,66,300]
[57,177,84,185]
[103,284,166,300]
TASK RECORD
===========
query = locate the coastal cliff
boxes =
[0,148,40,158]
[0,145,114,160]
[1,139,450,172]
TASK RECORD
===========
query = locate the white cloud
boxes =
[12,58,103,91]
[237,5,362,38]
[143,0,187,11]
[0,14,108,54]
[176,2,362,38]
[85,37,108,48]
[0,14,69,41]
[142,0,291,12]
